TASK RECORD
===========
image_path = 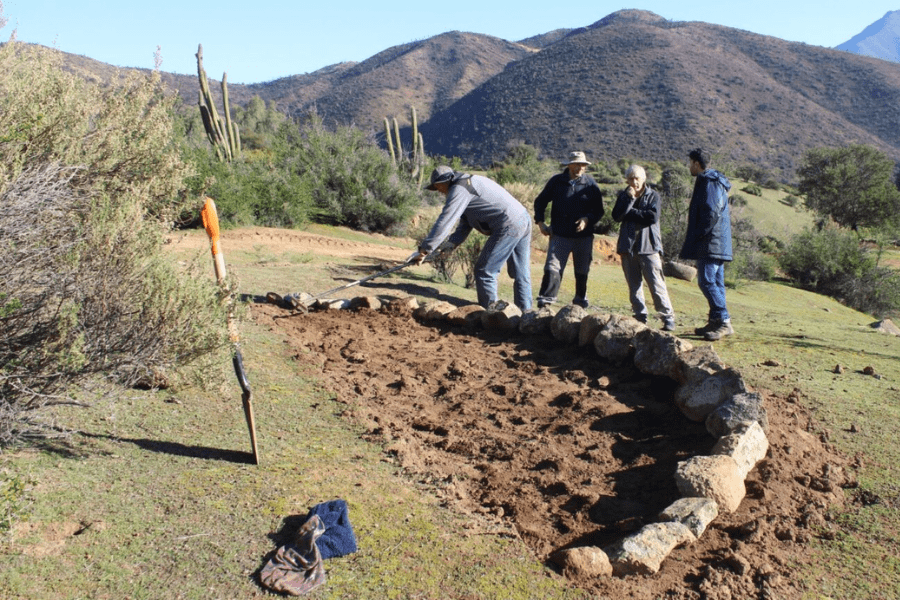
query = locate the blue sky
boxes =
[1,1,896,84]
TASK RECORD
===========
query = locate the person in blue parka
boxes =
[679,148,734,341]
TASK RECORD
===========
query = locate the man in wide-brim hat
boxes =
[533,151,605,308]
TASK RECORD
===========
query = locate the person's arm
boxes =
[619,189,659,226]
[419,186,470,253]
[582,180,605,227]
[533,177,554,231]
[611,190,635,222]
[693,179,724,239]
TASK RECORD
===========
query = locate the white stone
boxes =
[711,421,769,479]
[658,497,720,538]
[675,455,746,513]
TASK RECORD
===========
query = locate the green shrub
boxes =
[658,164,693,257]
[288,114,420,233]
[741,183,763,197]
[184,147,313,228]
[730,193,749,207]
[0,470,32,537]
[489,144,555,187]
[779,227,900,317]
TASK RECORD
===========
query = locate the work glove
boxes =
[433,240,456,260]
[406,250,428,266]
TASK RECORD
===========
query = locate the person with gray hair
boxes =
[411,166,533,311]
[611,164,676,331]
[533,151,605,308]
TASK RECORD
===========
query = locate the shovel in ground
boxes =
[200,197,260,465]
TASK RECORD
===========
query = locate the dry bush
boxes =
[0,40,229,446]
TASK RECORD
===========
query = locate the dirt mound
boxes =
[254,302,854,598]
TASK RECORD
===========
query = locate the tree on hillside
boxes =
[797,145,900,233]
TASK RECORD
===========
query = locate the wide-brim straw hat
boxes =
[562,151,591,166]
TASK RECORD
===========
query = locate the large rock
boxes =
[520,307,554,335]
[664,260,697,282]
[552,546,613,578]
[607,522,696,576]
[675,455,746,513]
[349,295,382,311]
[674,368,747,422]
[385,296,419,312]
[446,304,484,327]
[414,300,457,321]
[711,421,769,479]
[657,497,720,539]
[676,345,727,385]
[551,305,587,344]
[593,314,649,364]
[633,329,694,380]
[315,298,350,310]
[282,291,316,310]
[871,319,900,336]
[579,312,612,347]
[481,300,522,332]
[706,391,769,438]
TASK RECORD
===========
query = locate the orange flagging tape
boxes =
[201,197,221,256]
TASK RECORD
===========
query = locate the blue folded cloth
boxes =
[306,499,357,559]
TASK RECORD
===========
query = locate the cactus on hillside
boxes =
[383,106,427,183]
[384,117,396,165]
[196,44,240,162]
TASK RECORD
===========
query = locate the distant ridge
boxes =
[419,11,900,176]
[29,9,900,180]
[836,10,900,63]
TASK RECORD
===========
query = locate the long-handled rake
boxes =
[275,250,447,312]
[201,197,260,465]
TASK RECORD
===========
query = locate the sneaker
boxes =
[572,297,589,309]
[662,318,676,332]
[633,314,648,324]
[704,320,734,341]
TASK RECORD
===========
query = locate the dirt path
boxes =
[247,228,855,598]
[166,225,414,263]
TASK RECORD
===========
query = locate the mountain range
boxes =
[35,9,900,181]
[837,10,900,63]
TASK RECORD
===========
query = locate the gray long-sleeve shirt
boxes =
[420,173,529,254]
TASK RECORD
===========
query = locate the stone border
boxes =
[302,295,770,579]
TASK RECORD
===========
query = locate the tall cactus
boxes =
[383,106,427,182]
[417,132,426,186]
[392,118,402,163]
[410,106,419,161]
[196,44,240,162]
[384,117,396,165]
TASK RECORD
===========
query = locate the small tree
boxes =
[658,162,692,258]
[797,145,900,233]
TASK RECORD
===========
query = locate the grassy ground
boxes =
[2,222,899,599]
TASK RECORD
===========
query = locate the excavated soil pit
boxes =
[255,300,856,599]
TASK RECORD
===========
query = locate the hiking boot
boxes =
[634,314,648,324]
[662,318,676,332]
[704,320,734,341]
[572,296,589,309]
[693,321,716,335]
